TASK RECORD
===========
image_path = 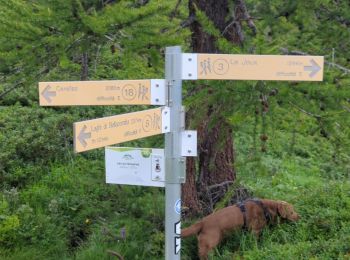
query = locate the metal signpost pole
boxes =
[165,46,184,259]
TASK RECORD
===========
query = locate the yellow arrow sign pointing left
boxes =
[39,79,165,106]
[73,107,170,153]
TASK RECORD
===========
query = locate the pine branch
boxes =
[111,6,167,30]
[234,0,257,34]
[207,181,234,190]
[179,15,195,29]
[0,66,51,101]
[221,17,260,36]
[170,0,182,20]
[137,0,149,6]
[325,61,350,74]
[280,48,350,74]
[65,35,85,52]
[102,0,116,6]
[0,81,24,100]
[318,6,350,27]
[222,0,257,44]
[289,101,322,119]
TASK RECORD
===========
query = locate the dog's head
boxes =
[277,201,300,221]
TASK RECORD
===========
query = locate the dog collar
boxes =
[249,199,272,224]
[237,202,248,229]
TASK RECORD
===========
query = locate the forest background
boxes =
[0,0,349,259]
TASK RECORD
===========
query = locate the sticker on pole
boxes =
[105,147,165,187]
[174,221,181,235]
[174,221,181,255]
[174,236,181,255]
[174,199,181,215]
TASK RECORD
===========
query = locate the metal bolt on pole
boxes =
[165,46,185,260]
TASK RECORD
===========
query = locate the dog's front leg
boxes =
[251,228,262,238]
[198,231,221,260]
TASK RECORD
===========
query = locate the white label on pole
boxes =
[151,152,165,182]
[181,53,198,80]
[150,79,166,105]
[181,130,197,156]
[105,147,165,187]
[161,106,171,133]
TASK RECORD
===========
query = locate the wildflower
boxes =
[120,227,126,240]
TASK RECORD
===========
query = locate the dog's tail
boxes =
[181,221,203,238]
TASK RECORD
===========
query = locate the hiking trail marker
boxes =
[39,79,165,106]
[73,107,170,153]
[182,53,324,81]
[38,46,324,260]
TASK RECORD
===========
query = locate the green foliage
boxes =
[0,0,188,106]
[0,2,185,256]
[0,106,77,187]
[0,0,350,259]
[181,112,350,259]
[0,198,20,244]
[194,9,221,37]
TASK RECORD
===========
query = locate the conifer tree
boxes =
[182,0,257,216]
[181,0,350,216]
[0,0,187,104]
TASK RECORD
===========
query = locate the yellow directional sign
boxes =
[73,107,170,153]
[182,54,324,81]
[39,79,165,106]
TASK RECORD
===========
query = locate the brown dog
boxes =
[182,199,300,259]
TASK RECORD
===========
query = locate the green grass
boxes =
[180,115,350,259]
[1,105,349,259]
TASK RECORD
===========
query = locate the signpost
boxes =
[73,107,170,153]
[39,46,324,260]
[182,53,324,81]
[164,46,184,259]
[39,79,165,106]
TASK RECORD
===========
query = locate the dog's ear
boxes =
[277,201,289,218]
[277,201,300,221]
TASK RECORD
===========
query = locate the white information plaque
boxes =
[105,147,165,187]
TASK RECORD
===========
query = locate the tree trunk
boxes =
[182,0,254,216]
[182,157,201,218]
[197,104,235,214]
